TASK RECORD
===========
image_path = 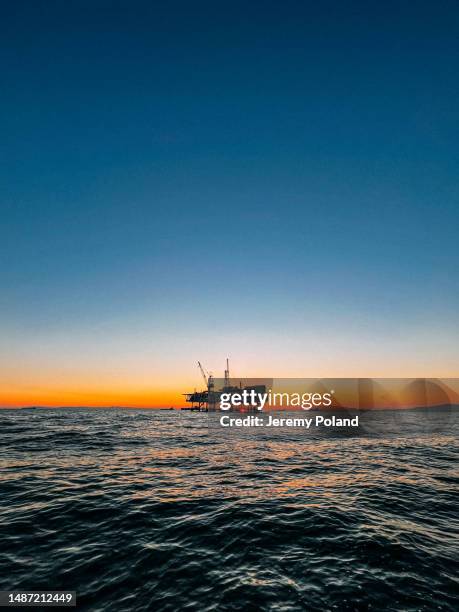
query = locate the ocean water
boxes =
[0,408,458,611]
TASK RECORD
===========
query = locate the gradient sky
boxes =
[1,1,459,406]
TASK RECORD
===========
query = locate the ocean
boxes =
[0,408,457,611]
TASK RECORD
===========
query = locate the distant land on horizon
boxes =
[4,404,459,412]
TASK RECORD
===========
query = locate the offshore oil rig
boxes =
[182,359,266,411]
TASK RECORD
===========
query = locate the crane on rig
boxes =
[197,361,208,386]
[197,361,214,392]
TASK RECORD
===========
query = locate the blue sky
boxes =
[1,1,458,404]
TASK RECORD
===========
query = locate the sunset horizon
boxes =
[3,375,459,409]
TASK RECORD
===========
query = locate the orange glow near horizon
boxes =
[0,387,186,408]
[0,380,189,408]
[2,321,458,409]
[2,378,459,409]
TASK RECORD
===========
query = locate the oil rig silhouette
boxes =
[182,359,266,411]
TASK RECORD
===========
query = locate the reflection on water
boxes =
[0,408,458,611]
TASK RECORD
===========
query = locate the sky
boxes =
[1,1,459,406]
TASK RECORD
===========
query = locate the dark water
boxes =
[0,408,458,611]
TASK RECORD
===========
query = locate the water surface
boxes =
[0,408,457,611]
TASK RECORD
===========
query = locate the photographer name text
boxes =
[220,415,359,428]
